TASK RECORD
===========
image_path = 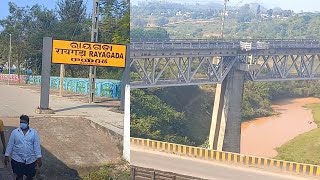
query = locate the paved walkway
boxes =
[0,82,123,180]
[0,83,123,135]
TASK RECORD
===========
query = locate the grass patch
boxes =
[275,104,320,165]
[81,160,130,180]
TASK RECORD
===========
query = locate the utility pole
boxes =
[8,33,11,85]
[89,0,100,103]
[221,0,229,39]
[208,0,230,151]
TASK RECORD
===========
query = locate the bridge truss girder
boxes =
[130,56,238,88]
[248,53,320,81]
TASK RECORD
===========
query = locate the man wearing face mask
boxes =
[4,115,42,180]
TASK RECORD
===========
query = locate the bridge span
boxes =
[127,39,320,154]
[129,39,320,88]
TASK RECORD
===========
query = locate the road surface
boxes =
[131,147,317,180]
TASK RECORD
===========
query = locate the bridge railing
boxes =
[131,39,320,51]
[131,137,320,177]
[26,75,121,99]
[131,38,320,42]
[130,41,240,50]
[0,74,122,99]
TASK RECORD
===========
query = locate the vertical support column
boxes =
[89,0,100,103]
[120,45,130,111]
[209,56,225,150]
[208,81,226,150]
[40,37,52,109]
[38,37,54,114]
[59,64,65,96]
[123,84,131,162]
[208,67,245,153]
[221,68,246,153]
[121,45,130,161]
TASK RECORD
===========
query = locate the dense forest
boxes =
[130,1,320,146]
[0,0,129,79]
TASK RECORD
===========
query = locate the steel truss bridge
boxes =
[129,39,320,88]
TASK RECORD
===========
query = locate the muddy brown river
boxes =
[241,97,320,158]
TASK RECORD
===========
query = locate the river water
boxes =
[240,97,320,158]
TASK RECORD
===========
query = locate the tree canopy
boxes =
[0,0,129,78]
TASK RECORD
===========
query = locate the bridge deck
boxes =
[130,39,320,52]
[128,39,320,87]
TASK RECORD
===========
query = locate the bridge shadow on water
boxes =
[4,126,81,180]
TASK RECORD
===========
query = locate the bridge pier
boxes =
[208,67,246,153]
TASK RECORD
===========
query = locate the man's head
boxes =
[20,115,29,130]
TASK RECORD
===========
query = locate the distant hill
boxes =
[193,2,224,10]
[131,0,270,12]
[131,0,223,9]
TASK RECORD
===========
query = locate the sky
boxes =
[0,0,319,19]
[0,0,57,19]
[250,0,320,12]
[0,0,93,19]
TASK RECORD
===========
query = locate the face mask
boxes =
[20,123,28,130]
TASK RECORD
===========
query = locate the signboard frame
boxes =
[51,39,127,68]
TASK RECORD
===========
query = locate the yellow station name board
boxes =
[51,40,126,67]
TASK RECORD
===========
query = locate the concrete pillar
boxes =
[40,37,52,110]
[221,68,246,152]
[208,81,226,150]
[208,67,246,153]
[120,45,130,111]
[123,84,130,162]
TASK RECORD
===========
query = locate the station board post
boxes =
[59,64,65,96]
[36,37,54,114]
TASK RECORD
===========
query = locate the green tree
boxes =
[131,89,195,145]
[130,28,170,41]
[55,0,90,77]
[0,3,57,75]
[131,18,148,28]
[96,0,129,79]
[26,5,58,74]
[156,17,169,27]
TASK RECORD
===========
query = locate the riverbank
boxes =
[275,103,320,165]
[241,97,320,158]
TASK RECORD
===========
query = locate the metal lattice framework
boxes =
[130,56,237,88]
[248,54,320,81]
[129,39,320,88]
